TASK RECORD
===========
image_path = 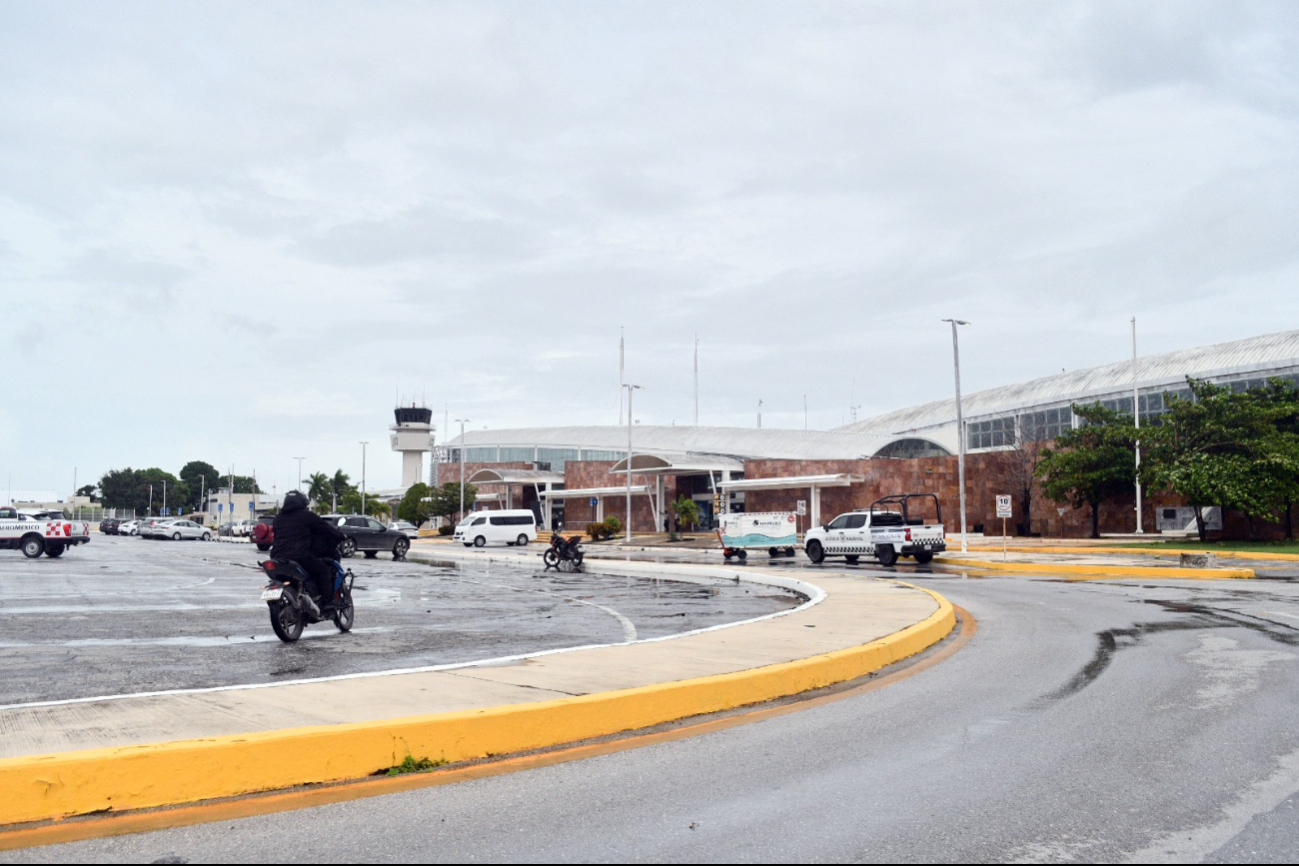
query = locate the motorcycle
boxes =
[543,532,584,572]
[259,558,355,643]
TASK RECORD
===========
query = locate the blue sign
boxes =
[590,498,598,507]
[249,501,255,512]
[218,503,223,513]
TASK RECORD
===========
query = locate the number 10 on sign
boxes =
[996,495,1012,561]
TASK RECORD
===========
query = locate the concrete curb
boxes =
[0,577,954,827]
[991,545,1299,563]
[936,555,1254,580]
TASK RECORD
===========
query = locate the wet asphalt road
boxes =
[18,571,1299,863]
[0,538,801,705]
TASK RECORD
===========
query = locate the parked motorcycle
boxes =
[543,533,584,572]
[259,558,355,643]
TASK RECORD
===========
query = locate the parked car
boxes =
[137,517,175,538]
[453,510,538,548]
[387,519,419,538]
[325,515,411,559]
[100,518,122,535]
[117,519,142,536]
[154,519,212,541]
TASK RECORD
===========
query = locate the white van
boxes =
[454,510,538,548]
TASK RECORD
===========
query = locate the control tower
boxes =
[391,405,435,490]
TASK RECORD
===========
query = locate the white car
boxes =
[387,520,419,538]
[117,520,142,536]
[143,519,212,541]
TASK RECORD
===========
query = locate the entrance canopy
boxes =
[608,453,744,476]
[716,473,864,528]
[466,469,565,486]
[539,485,650,499]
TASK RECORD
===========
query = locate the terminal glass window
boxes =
[537,448,580,470]
[580,450,625,462]
[499,447,535,463]
[967,416,1014,450]
[1021,407,1073,442]
[874,438,951,459]
[466,447,499,463]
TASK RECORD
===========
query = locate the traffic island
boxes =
[936,549,1255,579]
[0,562,955,830]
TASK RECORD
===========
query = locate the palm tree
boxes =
[306,473,331,504]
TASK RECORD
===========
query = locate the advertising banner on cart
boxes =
[719,512,798,549]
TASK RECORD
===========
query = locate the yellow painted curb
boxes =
[0,585,955,827]
[989,545,1299,563]
[937,556,1254,580]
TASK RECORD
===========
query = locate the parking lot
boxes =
[0,537,803,706]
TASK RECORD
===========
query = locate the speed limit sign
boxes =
[996,495,1012,518]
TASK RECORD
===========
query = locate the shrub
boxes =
[586,522,606,540]
[437,525,453,536]
[603,516,622,536]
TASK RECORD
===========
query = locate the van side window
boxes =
[489,517,504,526]
[472,517,487,526]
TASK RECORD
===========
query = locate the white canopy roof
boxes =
[608,453,744,475]
[716,473,865,492]
[539,485,650,499]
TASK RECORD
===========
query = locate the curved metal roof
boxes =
[448,425,892,461]
[835,328,1299,436]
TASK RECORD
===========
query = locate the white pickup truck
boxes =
[804,494,946,566]
[0,506,91,558]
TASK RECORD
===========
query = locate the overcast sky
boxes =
[3,1,1298,495]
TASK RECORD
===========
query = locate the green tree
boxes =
[76,484,99,503]
[179,461,221,511]
[429,482,477,525]
[398,483,433,526]
[671,495,700,536]
[100,468,188,516]
[1036,404,1137,538]
[1144,378,1299,541]
[338,489,391,518]
[306,472,332,505]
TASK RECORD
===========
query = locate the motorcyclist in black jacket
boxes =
[271,491,346,611]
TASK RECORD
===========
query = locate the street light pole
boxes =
[624,384,642,543]
[943,319,971,553]
[359,442,368,516]
[1133,317,1143,534]
[294,457,305,494]
[455,419,469,520]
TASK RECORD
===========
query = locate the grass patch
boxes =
[377,755,448,777]
[1110,540,1299,555]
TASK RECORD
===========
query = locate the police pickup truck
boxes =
[0,507,91,558]
[804,494,946,566]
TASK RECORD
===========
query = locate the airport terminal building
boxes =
[441,329,1299,538]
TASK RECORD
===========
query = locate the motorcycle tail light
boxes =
[264,561,276,570]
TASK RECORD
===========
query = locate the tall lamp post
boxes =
[624,384,642,543]
[455,419,469,520]
[294,457,305,494]
[943,319,971,553]
[359,442,368,516]
[1132,317,1143,534]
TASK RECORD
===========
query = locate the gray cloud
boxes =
[2,0,1298,490]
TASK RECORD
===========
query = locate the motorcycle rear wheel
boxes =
[333,590,355,633]
[269,599,304,642]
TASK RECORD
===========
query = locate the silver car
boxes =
[150,519,212,541]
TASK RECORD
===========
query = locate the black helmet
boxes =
[283,490,309,511]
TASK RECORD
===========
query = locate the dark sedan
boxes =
[325,515,410,560]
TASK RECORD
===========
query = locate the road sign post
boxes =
[996,495,1012,561]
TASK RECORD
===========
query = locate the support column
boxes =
[811,486,821,529]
